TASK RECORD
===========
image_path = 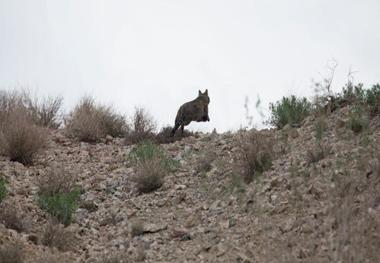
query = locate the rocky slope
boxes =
[1,106,379,263]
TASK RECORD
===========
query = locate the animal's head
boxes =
[197,89,210,104]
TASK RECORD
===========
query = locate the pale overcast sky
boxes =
[1,0,379,132]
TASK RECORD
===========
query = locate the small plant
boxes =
[314,117,328,142]
[38,189,80,226]
[125,107,156,145]
[0,202,28,232]
[0,107,47,165]
[237,131,274,183]
[37,166,80,226]
[0,176,6,203]
[37,166,76,196]
[306,143,331,164]
[129,141,172,193]
[130,220,145,237]
[155,125,193,144]
[65,96,127,142]
[40,220,75,251]
[268,95,312,129]
[347,105,368,134]
[0,242,24,263]
[195,150,216,175]
[365,83,380,115]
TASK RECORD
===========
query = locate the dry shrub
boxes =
[306,143,331,165]
[40,220,76,252]
[237,131,274,183]
[125,107,156,145]
[26,96,63,129]
[0,202,29,233]
[37,165,76,196]
[0,242,24,263]
[155,125,193,144]
[0,107,47,165]
[133,158,165,193]
[65,96,127,142]
[129,141,170,193]
[0,89,62,129]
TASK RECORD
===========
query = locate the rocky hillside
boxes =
[1,105,380,263]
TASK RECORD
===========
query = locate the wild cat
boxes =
[171,89,210,136]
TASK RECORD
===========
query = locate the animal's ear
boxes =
[198,90,202,96]
[204,89,208,95]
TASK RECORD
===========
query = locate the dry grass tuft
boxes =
[133,158,165,193]
[129,141,173,193]
[306,143,331,165]
[125,107,156,145]
[65,96,127,142]
[237,131,274,183]
[37,165,76,196]
[40,220,76,252]
[0,202,29,233]
[0,242,24,263]
[0,107,47,165]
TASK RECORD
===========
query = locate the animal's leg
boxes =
[180,124,184,135]
[171,122,181,137]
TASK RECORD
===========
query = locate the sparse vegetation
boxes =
[195,150,216,175]
[155,125,193,144]
[306,143,331,164]
[37,166,80,226]
[125,107,156,145]
[268,95,312,129]
[237,131,274,183]
[0,176,6,203]
[0,202,29,232]
[328,170,380,262]
[129,141,173,193]
[65,96,127,142]
[314,117,327,141]
[0,243,24,263]
[130,220,145,237]
[347,105,368,133]
[40,220,76,251]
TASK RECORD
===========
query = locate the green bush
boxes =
[129,140,178,172]
[0,176,6,203]
[38,189,80,226]
[268,95,312,129]
[347,106,368,134]
[365,84,380,115]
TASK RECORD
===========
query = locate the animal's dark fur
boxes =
[171,90,210,136]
